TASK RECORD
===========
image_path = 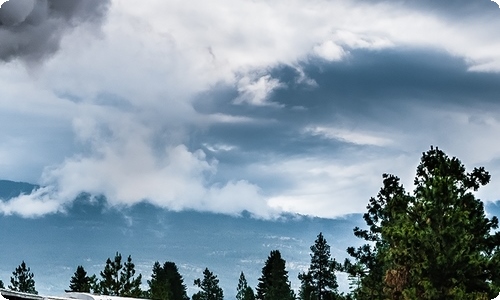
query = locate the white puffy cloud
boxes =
[332,30,394,50]
[235,75,285,106]
[305,126,394,147]
[313,41,346,61]
[19,103,274,218]
[0,186,64,218]
[263,153,416,218]
[203,143,237,153]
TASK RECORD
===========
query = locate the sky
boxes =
[1,0,500,296]
[1,0,500,218]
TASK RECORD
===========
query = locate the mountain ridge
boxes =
[0,179,364,297]
[0,179,38,200]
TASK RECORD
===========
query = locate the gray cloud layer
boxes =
[0,0,110,62]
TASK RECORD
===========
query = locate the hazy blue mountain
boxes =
[0,180,38,199]
[0,180,366,297]
[1,180,499,298]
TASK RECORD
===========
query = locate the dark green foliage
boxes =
[121,255,143,297]
[345,179,399,300]
[347,146,500,299]
[192,268,224,300]
[96,252,143,297]
[236,272,255,300]
[148,262,170,300]
[148,261,189,300]
[243,287,255,300]
[299,233,341,300]
[298,272,314,300]
[69,265,94,292]
[343,254,383,300]
[256,250,295,300]
[162,261,188,300]
[0,279,4,289]
[9,261,37,294]
[97,255,121,295]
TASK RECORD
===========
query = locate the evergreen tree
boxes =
[298,272,314,300]
[9,261,37,294]
[192,268,224,300]
[164,262,189,300]
[256,250,295,300]
[121,255,143,297]
[97,252,143,297]
[342,258,367,300]
[148,261,189,300]
[148,262,171,300]
[345,160,421,300]
[346,230,387,299]
[98,257,119,295]
[236,272,255,300]
[69,265,93,292]
[301,233,340,300]
[347,146,500,299]
[0,279,4,289]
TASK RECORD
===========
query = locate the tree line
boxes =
[2,147,500,299]
[1,248,299,300]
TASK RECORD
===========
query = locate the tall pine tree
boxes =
[9,261,37,294]
[69,265,94,292]
[97,256,120,295]
[236,272,255,300]
[96,252,143,297]
[347,146,500,299]
[299,233,341,300]
[298,272,314,300]
[256,250,295,300]
[121,255,143,297]
[192,268,224,300]
[148,262,171,300]
[148,261,189,300]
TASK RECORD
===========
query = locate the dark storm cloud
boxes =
[296,49,500,114]
[188,47,500,204]
[356,0,499,19]
[0,0,110,62]
[193,46,500,171]
[197,48,500,123]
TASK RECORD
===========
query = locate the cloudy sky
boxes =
[1,0,499,219]
[1,0,500,295]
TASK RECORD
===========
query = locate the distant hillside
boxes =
[0,180,38,200]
